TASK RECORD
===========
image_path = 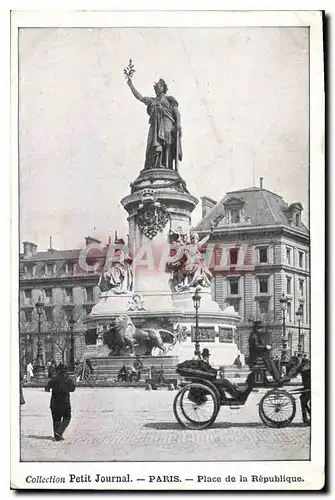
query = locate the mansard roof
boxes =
[195,187,309,234]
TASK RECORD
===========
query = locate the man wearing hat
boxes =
[201,348,211,364]
[248,321,282,383]
[45,363,76,441]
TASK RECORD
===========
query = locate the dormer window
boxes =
[230,209,240,223]
[66,262,75,275]
[45,263,55,276]
[222,196,246,225]
[284,202,303,228]
[25,265,35,278]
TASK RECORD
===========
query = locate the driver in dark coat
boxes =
[248,321,282,383]
[45,363,75,441]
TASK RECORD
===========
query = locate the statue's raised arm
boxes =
[127,78,146,103]
[124,60,182,171]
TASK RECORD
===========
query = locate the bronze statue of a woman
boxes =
[125,68,182,171]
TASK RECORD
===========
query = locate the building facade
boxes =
[195,181,310,358]
[19,237,107,366]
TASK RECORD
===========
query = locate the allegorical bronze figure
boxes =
[124,60,182,171]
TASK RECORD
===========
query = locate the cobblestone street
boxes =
[20,387,310,462]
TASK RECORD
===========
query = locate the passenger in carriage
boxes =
[248,321,283,383]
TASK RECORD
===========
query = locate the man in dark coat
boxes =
[248,321,282,383]
[45,363,75,441]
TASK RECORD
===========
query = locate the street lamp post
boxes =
[69,316,75,372]
[192,288,202,358]
[34,297,45,379]
[296,305,303,358]
[279,293,289,364]
[25,333,30,365]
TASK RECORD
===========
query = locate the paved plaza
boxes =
[20,387,310,462]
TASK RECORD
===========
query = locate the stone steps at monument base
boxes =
[87,356,179,380]
[86,359,250,381]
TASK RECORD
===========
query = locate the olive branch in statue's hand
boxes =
[123,59,136,82]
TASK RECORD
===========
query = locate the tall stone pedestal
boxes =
[84,167,242,364]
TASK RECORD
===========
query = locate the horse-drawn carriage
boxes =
[173,358,310,430]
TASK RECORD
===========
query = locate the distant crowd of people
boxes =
[21,358,67,383]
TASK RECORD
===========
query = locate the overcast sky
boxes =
[19,26,309,251]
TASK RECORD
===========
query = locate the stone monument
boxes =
[84,61,242,368]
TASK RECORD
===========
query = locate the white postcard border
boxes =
[10,8,325,491]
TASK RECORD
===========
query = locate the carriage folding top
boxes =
[176,359,218,381]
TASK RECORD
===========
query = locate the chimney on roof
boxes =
[108,235,112,245]
[85,236,102,246]
[48,236,55,252]
[260,177,264,189]
[23,241,37,258]
[201,196,217,219]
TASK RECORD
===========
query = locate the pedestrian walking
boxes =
[26,362,34,383]
[45,363,75,441]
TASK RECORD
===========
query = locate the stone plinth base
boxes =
[84,345,111,358]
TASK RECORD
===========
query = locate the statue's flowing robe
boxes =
[143,95,182,169]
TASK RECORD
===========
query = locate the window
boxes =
[298,251,304,268]
[259,299,269,314]
[228,278,239,295]
[67,262,74,275]
[45,308,53,323]
[25,310,32,323]
[229,248,239,265]
[86,287,94,302]
[286,277,292,295]
[288,332,293,358]
[300,334,305,354]
[46,264,54,276]
[259,276,268,294]
[25,265,34,278]
[259,247,268,264]
[230,209,240,223]
[64,288,73,303]
[299,304,305,323]
[23,289,32,305]
[44,289,52,304]
[65,309,73,321]
[299,279,305,298]
[286,247,292,265]
[287,301,292,322]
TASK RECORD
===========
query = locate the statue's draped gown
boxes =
[143,94,182,169]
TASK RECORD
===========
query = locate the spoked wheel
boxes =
[173,383,219,430]
[259,389,296,428]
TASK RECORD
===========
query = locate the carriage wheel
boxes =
[173,383,219,430]
[259,389,296,428]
